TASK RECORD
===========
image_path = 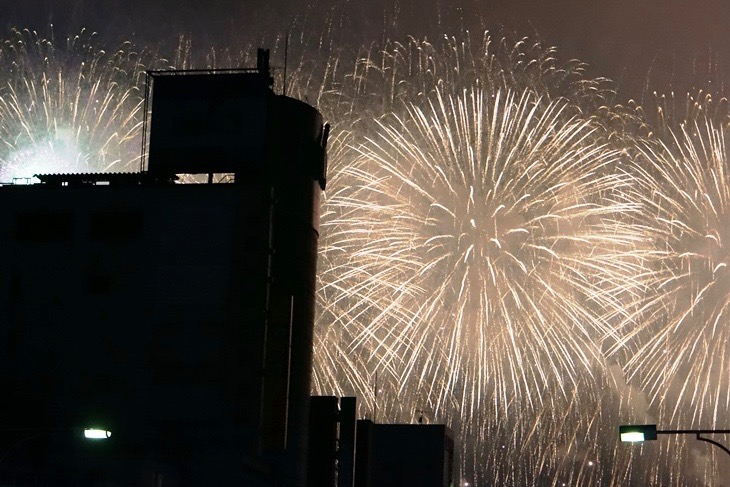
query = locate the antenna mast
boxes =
[373,372,378,423]
[283,32,289,96]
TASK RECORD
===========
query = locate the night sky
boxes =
[3,0,729,99]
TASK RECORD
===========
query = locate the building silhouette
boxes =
[355,421,454,487]
[307,397,455,487]
[0,50,328,486]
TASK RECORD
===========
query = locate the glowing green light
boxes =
[620,431,645,442]
[619,424,657,442]
[84,428,112,439]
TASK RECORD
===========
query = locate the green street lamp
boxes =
[619,424,730,457]
[83,428,112,440]
[1,426,113,463]
[619,424,657,443]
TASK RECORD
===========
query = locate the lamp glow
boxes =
[84,428,112,439]
[619,424,657,442]
[620,431,646,442]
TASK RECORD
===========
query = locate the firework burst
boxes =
[620,115,730,427]
[318,81,645,483]
[594,96,730,485]
[0,28,155,180]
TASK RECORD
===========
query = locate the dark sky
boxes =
[3,0,729,100]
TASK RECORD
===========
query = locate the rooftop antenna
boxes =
[415,408,433,425]
[373,372,378,423]
[140,71,152,173]
[283,31,289,96]
[257,48,273,88]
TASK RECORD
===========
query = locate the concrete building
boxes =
[0,50,328,486]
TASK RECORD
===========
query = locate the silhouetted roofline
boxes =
[34,172,178,186]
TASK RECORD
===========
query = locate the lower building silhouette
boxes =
[308,396,455,487]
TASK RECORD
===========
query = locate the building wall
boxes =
[0,183,262,482]
[0,82,326,485]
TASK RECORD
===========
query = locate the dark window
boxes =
[15,212,75,242]
[89,210,144,241]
